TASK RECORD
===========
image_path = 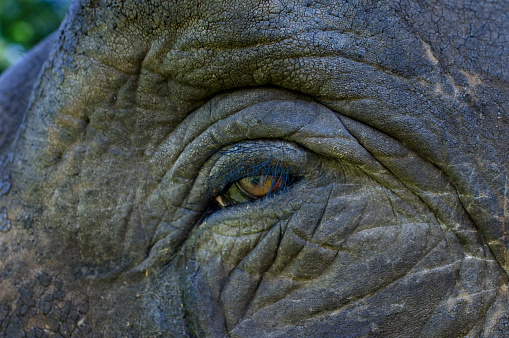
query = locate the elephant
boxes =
[0,0,508,336]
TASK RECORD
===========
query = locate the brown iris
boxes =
[238,175,284,197]
[215,175,286,207]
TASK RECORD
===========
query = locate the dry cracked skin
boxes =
[0,0,508,336]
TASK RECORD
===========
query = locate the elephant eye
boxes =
[214,174,293,207]
[205,141,306,209]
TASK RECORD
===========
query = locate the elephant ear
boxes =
[0,32,56,156]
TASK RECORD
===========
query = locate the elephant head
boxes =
[0,0,508,336]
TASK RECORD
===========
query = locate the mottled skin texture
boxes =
[0,0,508,336]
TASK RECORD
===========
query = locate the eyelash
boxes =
[206,147,300,208]
[214,166,297,208]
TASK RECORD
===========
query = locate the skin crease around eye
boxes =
[215,175,286,207]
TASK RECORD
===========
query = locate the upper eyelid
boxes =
[213,159,295,193]
[206,142,305,192]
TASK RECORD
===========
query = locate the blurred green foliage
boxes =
[0,0,70,74]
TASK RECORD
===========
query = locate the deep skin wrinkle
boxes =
[0,0,508,336]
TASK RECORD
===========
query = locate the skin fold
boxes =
[0,0,508,336]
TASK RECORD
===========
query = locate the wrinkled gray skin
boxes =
[0,0,508,336]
